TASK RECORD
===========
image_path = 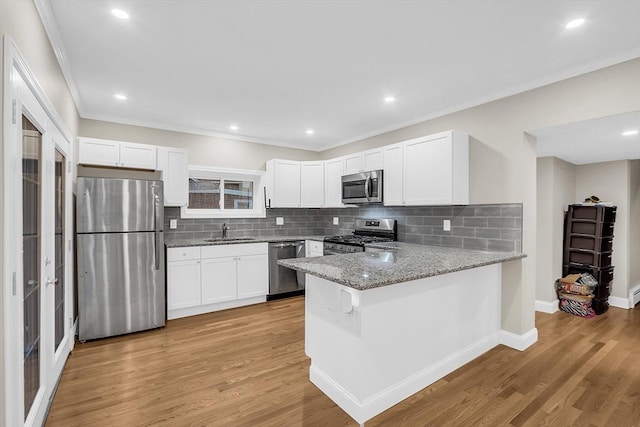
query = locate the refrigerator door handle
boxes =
[152,186,161,270]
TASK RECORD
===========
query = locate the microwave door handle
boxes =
[364,176,371,201]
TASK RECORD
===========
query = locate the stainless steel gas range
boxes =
[323,218,397,255]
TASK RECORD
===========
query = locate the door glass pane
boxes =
[54,150,65,350]
[22,116,41,419]
[223,180,253,209]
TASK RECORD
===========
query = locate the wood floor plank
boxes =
[46,298,640,426]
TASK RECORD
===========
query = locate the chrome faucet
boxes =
[222,223,230,239]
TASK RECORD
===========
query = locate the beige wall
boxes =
[1,0,80,421]
[321,58,640,334]
[630,160,640,293]
[79,119,320,171]
[576,161,630,299]
[536,157,576,303]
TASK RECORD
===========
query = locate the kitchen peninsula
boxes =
[279,243,526,425]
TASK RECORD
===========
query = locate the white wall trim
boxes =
[535,299,559,314]
[33,0,85,115]
[499,328,538,352]
[609,295,631,310]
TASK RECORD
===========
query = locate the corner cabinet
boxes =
[167,243,268,320]
[78,137,157,170]
[157,146,189,206]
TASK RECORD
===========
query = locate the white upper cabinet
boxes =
[382,143,403,206]
[402,131,468,205]
[77,137,120,167]
[119,141,158,169]
[343,153,363,175]
[265,130,469,208]
[362,148,384,171]
[157,146,188,207]
[324,157,344,207]
[343,148,383,175]
[78,137,157,170]
[266,159,301,207]
[300,161,325,207]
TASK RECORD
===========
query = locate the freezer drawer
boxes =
[77,232,165,340]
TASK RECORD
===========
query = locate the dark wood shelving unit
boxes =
[563,204,616,315]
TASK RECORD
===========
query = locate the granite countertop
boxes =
[278,242,526,290]
[165,235,327,248]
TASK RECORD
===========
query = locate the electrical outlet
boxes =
[443,219,451,231]
[169,219,178,229]
[276,217,284,225]
[333,217,339,225]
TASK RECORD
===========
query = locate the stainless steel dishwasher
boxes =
[268,240,305,299]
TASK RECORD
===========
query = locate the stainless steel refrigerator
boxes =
[76,177,165,341]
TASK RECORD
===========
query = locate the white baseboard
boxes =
[630,283,640,307]
[499,328,538,351]
[535,299,558,313]
[609,295,631,310]
[310,335,499,424]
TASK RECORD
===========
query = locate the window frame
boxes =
[180,165,266,219]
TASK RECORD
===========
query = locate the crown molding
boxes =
[34,0,85,114]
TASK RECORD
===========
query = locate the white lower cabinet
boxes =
[167,243,268,319]
[237,254,269,298]
[167,259,202,310]
[201,257,237,304]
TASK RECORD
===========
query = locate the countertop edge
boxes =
[279,252,526,290]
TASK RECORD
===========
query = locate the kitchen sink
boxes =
[203,237,256,242]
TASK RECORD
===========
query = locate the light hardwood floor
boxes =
[46,297,640,426]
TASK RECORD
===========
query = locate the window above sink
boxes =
[180,166,266,219]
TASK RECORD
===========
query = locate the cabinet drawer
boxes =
[568,221,614,237]
[568,205,616,223]
[167,246,201,261]
[567,235,613,252]
[201,242,268,259]
[566,250,613,268]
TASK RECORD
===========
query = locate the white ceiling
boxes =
[533,111,640,165]
[38,1,640,151]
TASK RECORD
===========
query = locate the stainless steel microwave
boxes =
[341,170,383,204]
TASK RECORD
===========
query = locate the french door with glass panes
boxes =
[3,42,74,427]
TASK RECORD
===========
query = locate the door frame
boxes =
[2,36,74,427]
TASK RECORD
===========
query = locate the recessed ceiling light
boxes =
[114,93,127,101]
[565,18,585,29]
[622,129,639,136]
[384,96,396,103]
[229,124,239,131]
[305,129,315,135]
[112,9,129,20]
